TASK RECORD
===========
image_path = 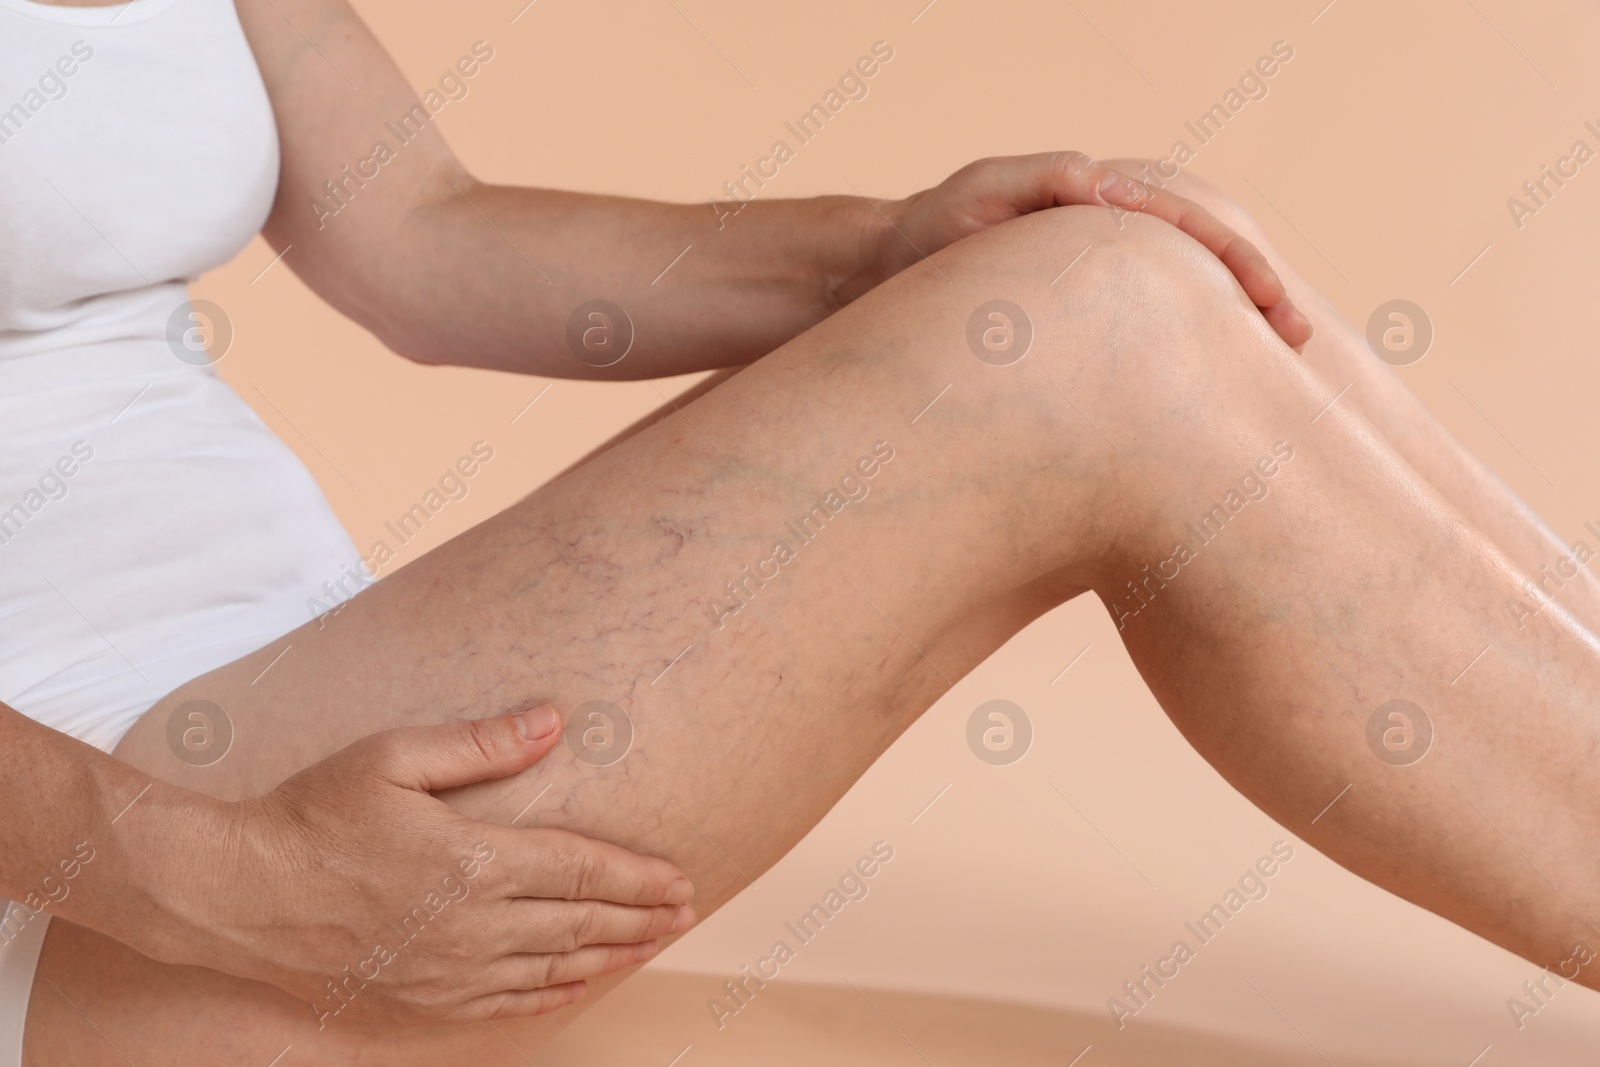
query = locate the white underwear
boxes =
[0,0,365,1055]
[0,595,348,1061]
[0,909,49,1061]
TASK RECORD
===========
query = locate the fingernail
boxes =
[670,905,696,934]
[515,706,559,741]
[633,939,660,962]
[1097,171,1147,206]
[664,878,694,905]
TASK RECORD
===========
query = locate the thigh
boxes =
[554,369,1084,698]
[25,206,1149,1065]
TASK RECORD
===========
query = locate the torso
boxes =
[0,0,361,750]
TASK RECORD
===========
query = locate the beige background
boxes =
[198,0,1600,1061]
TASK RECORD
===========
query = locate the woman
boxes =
[0,0,707,1049]
[5,0,1599,1063]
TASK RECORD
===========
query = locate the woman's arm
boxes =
[240,0,1309,379]
[0,701,694,1022]
[240,0,865,378]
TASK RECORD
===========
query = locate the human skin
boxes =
[1105,159,1600,642]
[235,0,1309,372]
[24,202,1600,1062]
[0,0,1308,1024]
[0,700,698,1021]
[9,0,1589,1056]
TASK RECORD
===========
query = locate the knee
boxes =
[938,201,1269,372]
[1100,156,1227,207]
[925,201,1296,441]
[903,200,1316,586]
[944,200,1244,308]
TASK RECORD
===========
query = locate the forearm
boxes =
[352,185,891,378]
[0,703,219,959]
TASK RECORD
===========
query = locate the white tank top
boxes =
[0,0,362,751]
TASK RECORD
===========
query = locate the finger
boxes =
[442,980,589,1023]
[1262,300,1314,351]
[368,706,562,792]
[1136,183,1315,349]
[1114,183,1287,310]
[1110,178,1313,348]
[959,151,1124,218]
[926,153,1313,353]
[1139,195,1291,320]
[507,900,695,954]
[1030,154,1293,315]
[1014,151,1138,218]
[502,827,695,906]
[991,153,1293,318]
[487,940,661,992]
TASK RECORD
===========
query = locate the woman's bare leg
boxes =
[600,162,1594,653]
[1111,159,1600,636]
[25,205,1600,1063]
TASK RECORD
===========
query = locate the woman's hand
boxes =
[857,151,1312,350]
[166,707,694,1024]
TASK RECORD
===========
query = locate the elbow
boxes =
[390,338,452,367]
[357,298,458,367]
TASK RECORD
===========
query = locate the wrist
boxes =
[107,783,240,966]
[814,193,899,313]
